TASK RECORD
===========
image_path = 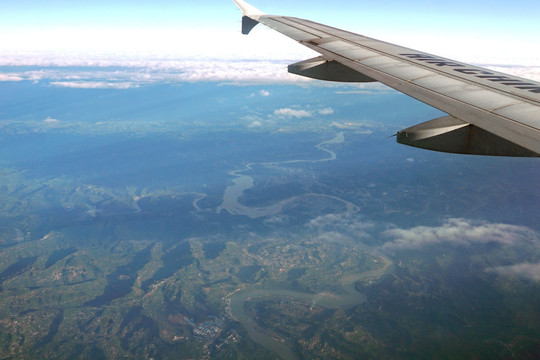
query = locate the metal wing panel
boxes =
[261,17,329,39]
[449,90,521,111]
[318,42,379,61]
[494,104,540,129]
[411,76,521,110]
[379,65,436,82]
[359,57,404,69]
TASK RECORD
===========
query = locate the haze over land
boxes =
[0,74,539,358]
[0,1,539,358]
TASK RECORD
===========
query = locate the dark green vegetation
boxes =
[0,256,37,290]
[248,245,540,359]
[0,77,539,359]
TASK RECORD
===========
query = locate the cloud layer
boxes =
[1,51,539,87]
[487,262,540,282]
[0,58,317,86]
[381,218,537,250]
[308,212,374,239]
[273,108,312,118]
[273,107,336,119]
[50,81,139,89]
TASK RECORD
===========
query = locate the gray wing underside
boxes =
[233,0,540,157]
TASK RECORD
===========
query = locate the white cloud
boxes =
[315,231,355,244]
[308,213,349,229]
[308,212,373,238]
[483,65,540,82]
[381,218,538,250]
[0,57,314,85]
[263,214,289,226]
[50,81,139,89]
[318,107,334,115]
[3,50,538,88]
[248,120,262,128]
[0,73,24,81]
[273,108,312,118]
[486,262,540,281]
[335,86,390,94]
[43,117,60,124]
[331,121,373,133]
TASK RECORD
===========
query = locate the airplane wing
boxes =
[233,0,540,157]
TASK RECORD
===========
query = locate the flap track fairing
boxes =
[397,116,539,157]
[288,56,376,83]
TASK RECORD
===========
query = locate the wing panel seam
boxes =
[278,16,540,105]
[313,43,533,129]
[318,46,540,137]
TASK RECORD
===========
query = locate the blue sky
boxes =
[1,0,539,67]
[2,0,539,27]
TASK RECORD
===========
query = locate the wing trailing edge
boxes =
[288,56,376,83]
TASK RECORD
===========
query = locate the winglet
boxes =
[233,0,264,17]
[233,0,265,34]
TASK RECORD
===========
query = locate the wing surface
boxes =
[233,0,540,156]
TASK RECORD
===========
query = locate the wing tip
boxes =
[233,0,264,18]
[233,0,264,34]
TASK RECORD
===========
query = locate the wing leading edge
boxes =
[233,0,540,157]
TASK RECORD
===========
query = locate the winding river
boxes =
[227,253,393,360]
[216,133,394,359]
[216,133,359,218]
